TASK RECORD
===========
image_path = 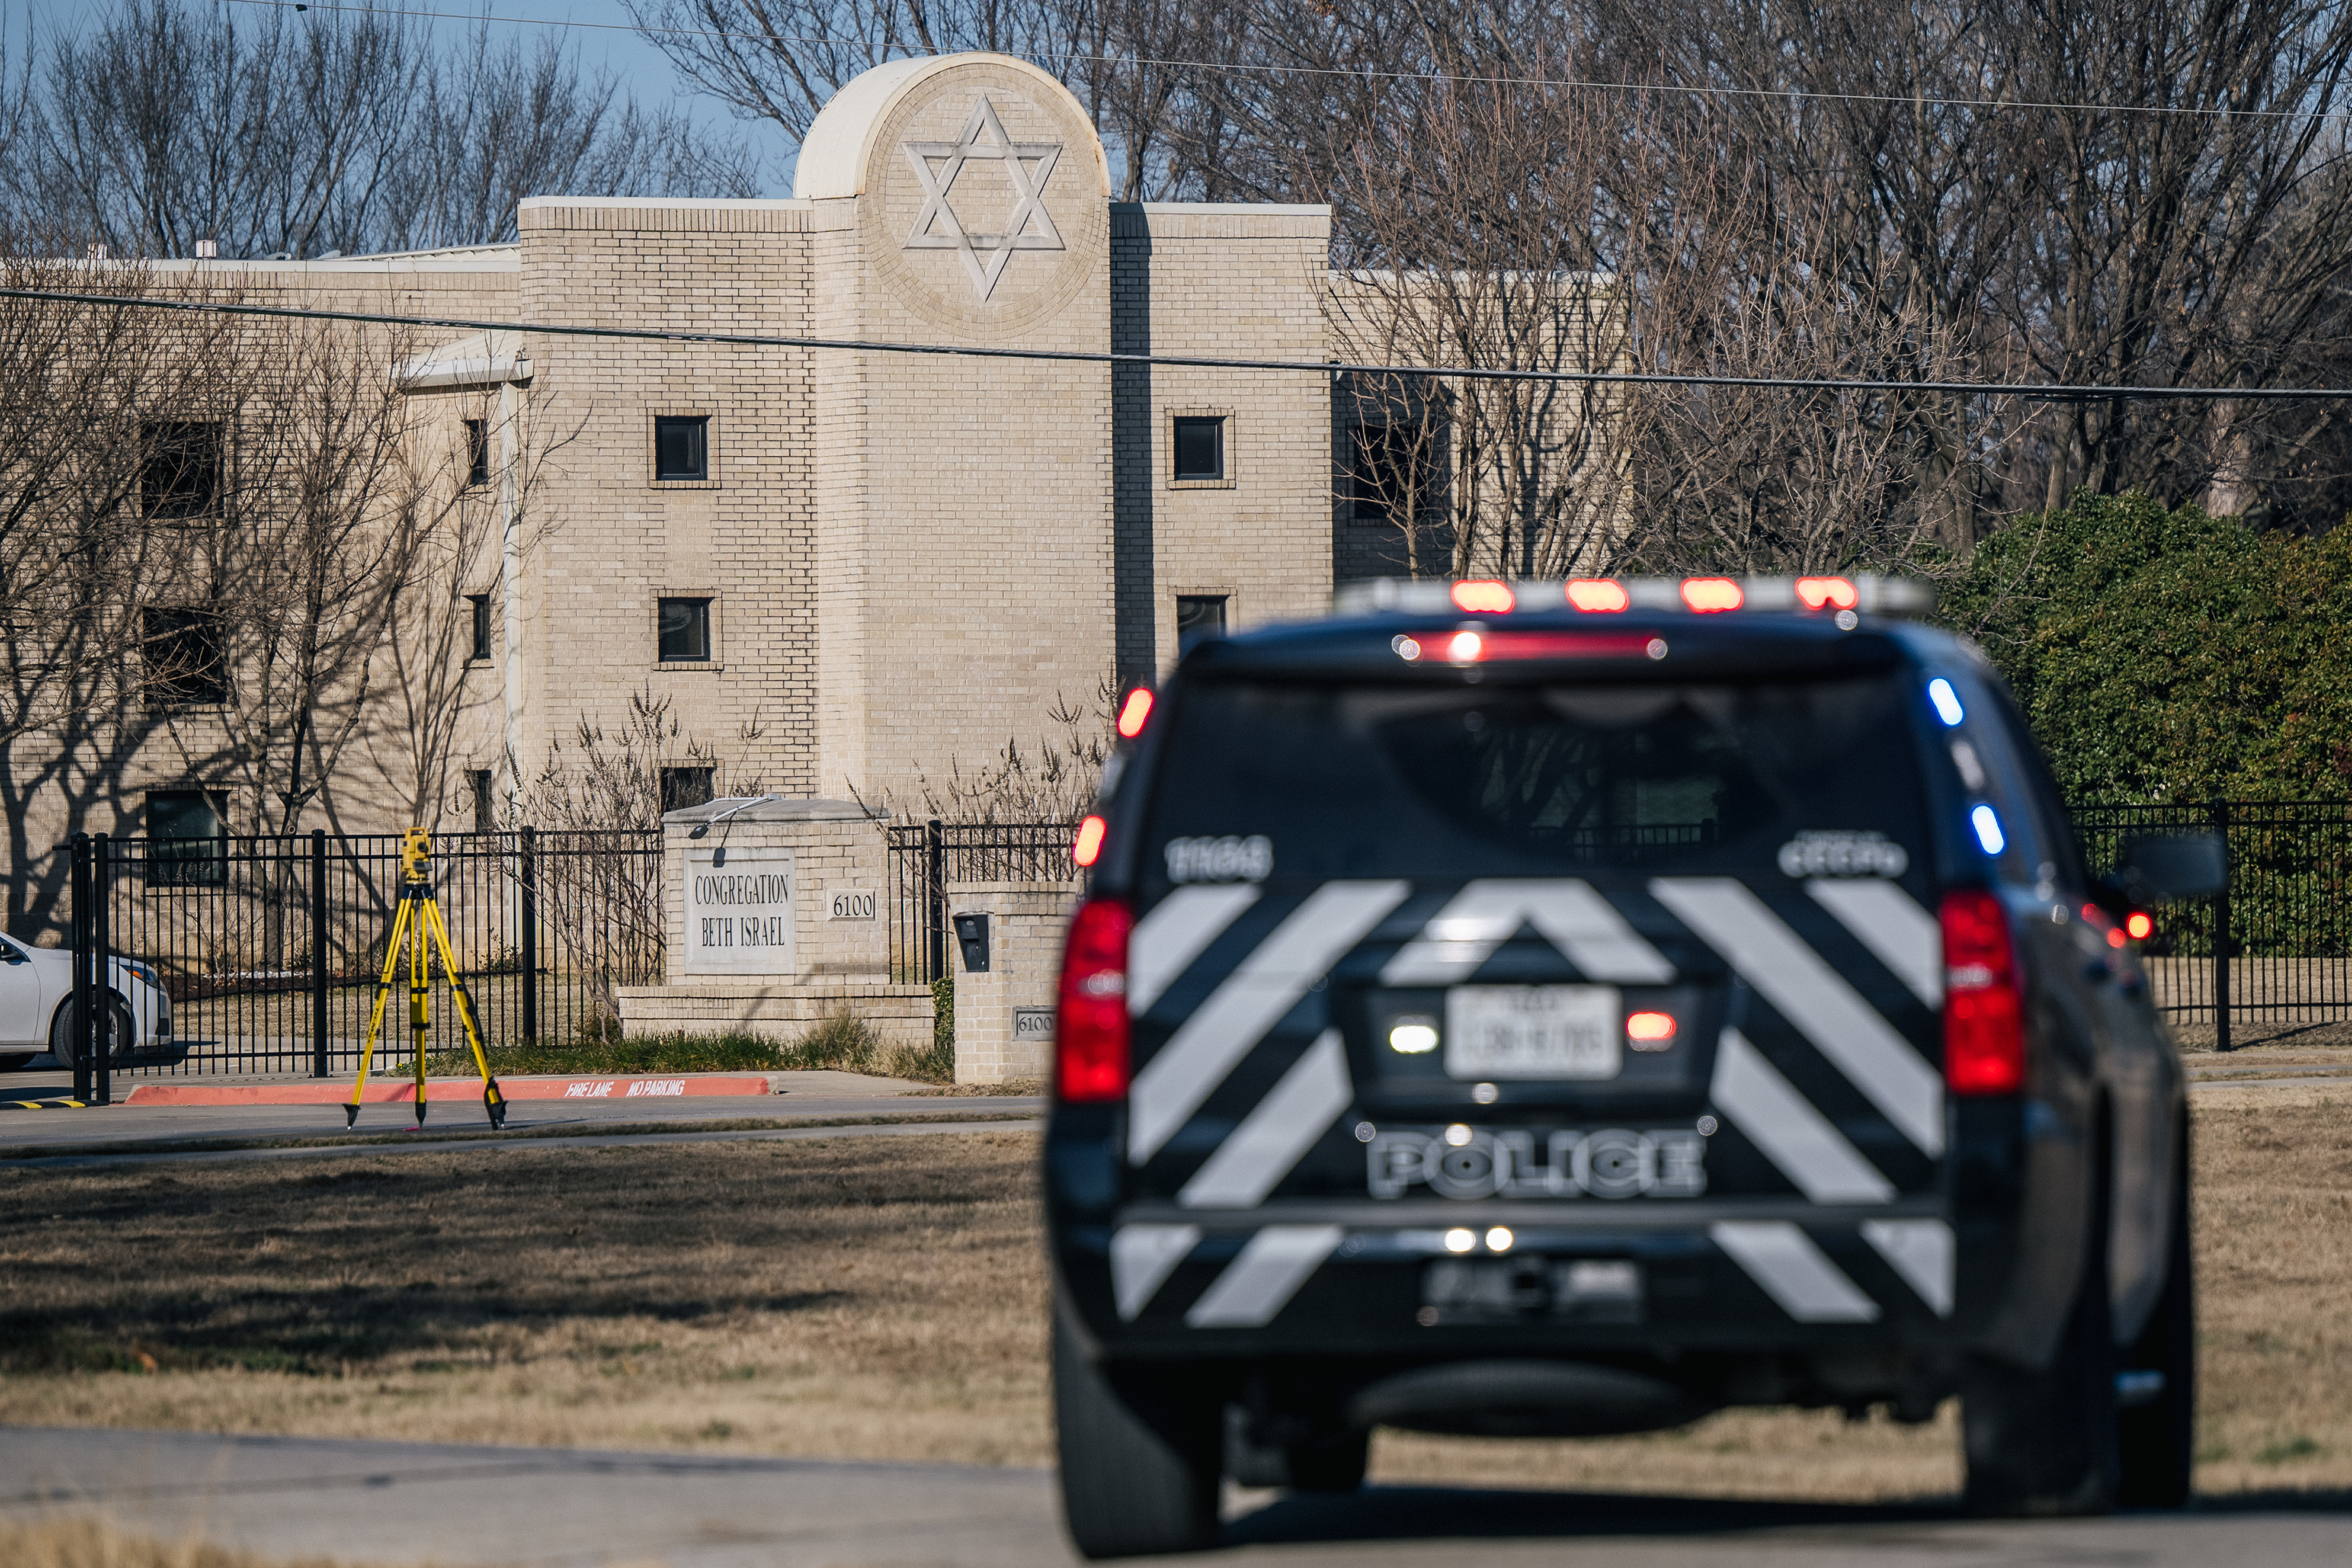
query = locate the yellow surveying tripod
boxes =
[345,828,508,1131]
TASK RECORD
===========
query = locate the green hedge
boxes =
[1940,493,2352,802]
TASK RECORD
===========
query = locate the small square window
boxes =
[1173,416,1224,482]
[1177,595,1228,659]
[658,597,711,662]
[468,594,493,661]
[147,789,226,886]
[660,767,715,814]
[654,416,709,483]
[142,422,224,519]
[468,769,496,833]
[142,607,228,703]
[464,419,490,488]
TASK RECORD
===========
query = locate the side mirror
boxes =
[2109,833,2228,904]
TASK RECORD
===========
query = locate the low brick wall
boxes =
[614,980,935,1052]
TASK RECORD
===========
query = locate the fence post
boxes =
[519,826,539,1045]
[68,833,91,1102]
[90,835,111,1105]
[2214,799,2232,1053]
[926,818,946,984]
[311,829,330,1078]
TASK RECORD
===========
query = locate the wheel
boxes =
[2118,1120,2195,1508]
[1054,1292,1221,1558]
[1963,1148,2121,1517]
[49,995,134,1067]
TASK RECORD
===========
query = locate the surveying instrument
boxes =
[344,828,508,1131]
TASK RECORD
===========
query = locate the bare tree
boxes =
[3,0,755,259]
[518,689,766,1029]
[847,678,1116,824]
[128,315,477,966]
[625,0,1226,198]
[0,256,242,932]
[364,373,582,833]
[1606,0,2352,534]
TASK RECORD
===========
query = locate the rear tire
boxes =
[2118,1122,2196,1509]
[1963,1149,2120,1517]
[1054,1293,1221,1558]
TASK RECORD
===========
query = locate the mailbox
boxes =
[953,911,991,972]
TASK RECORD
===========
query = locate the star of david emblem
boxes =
[901,95,1065,301]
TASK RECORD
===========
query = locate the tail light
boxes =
[1941,888,2024,1094]
[1057,898,1133,1102]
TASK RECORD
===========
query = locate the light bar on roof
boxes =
[1334,574,1935,618]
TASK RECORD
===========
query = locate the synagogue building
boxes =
[36,53,1463,863]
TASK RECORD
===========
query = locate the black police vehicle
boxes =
[1044,575,2224,1558]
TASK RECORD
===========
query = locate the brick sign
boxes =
[1013,1006,1056,1043]
[682,847,796,975]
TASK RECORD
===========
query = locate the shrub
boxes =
[1940,493,2352,801]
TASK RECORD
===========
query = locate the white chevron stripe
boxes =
[1178,1030,1352,1209]
[1129,885,1263,1015]
[1710,1028,1895,1203]
[1129,881,1408,1164]
[1806,879,1944,1008]
[1710,1221,1881,1323]
[1651,878,1944,1155]
[1184,1225,1346,1327]
[1381,879,1675,986]
[1111,1224,1201,1321]
[1863,1218,1956,1317]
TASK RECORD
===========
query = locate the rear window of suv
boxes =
[1141,673,1932,893]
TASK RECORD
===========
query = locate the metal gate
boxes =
[2072,800,2352,1049]
[886,819,1083,983]
[59,826,662,1099]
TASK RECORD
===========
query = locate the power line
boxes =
[2,284,2344,402]
[222,0,2352,130]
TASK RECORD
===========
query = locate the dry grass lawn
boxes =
[0,1134,1049,1466]
[2,1085,2348,1504]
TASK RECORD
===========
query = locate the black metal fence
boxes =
[2072,800,2352,1047]
[65,827,662,1086]
[62,799,2335,1086]
[886,819,1083,983]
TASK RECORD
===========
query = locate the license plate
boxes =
[1445,985,1622,1079]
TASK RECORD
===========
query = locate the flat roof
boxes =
[517,196,816,212]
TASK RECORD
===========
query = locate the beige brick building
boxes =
[23,54,1452,879]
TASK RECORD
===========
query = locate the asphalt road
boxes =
[4,1426,2346,1567]
[0,1065,1041,1163]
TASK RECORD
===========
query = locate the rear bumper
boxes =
[1057,1198,2007,1363]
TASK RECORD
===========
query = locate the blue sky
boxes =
[11,0,786,191]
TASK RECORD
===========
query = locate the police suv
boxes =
[1046,575,2222,1558]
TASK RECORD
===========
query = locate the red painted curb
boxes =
[122,1075,774,1107]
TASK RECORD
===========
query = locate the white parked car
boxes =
[0,933,173,1073]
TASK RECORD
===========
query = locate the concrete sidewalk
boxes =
[0,1066,1039,1155]
[6,1426,2347,1568]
